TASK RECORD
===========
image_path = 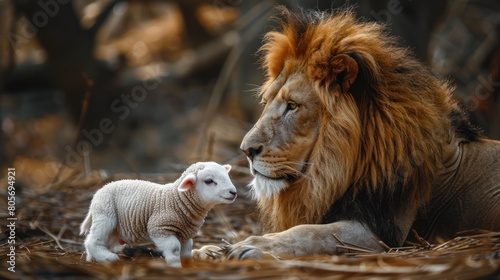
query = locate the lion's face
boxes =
[241,71,322,199]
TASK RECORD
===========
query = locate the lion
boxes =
[223,7,500,259]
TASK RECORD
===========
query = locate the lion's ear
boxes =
[309,53,359,93]
[330,54,359,93]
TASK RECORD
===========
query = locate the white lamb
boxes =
[80,161,237,267]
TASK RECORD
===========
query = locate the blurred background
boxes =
[0,0,499,179]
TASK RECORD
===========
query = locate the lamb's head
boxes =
[178,162,237,206]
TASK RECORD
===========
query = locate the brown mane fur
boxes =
[255,7,478,233]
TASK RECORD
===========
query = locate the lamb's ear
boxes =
[223,164,231,173]
[330,54,359,93]
[178,174,197,192]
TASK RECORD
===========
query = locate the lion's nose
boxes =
[242,145,263,160]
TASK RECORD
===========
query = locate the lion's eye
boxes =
[286,101,298,111]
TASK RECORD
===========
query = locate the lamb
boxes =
[80,161,237,267]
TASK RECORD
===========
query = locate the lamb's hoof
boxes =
[166,260,182,267]
[95,253,120,262]
[106,254,120,262]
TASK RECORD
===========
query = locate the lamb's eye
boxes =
[204,179,215,185]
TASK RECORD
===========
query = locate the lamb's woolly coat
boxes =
[88,179,208,244]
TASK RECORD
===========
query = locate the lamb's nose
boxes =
[242,145,263,160]
[229,190,237,197]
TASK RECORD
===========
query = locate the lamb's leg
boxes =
[151,235,182,267]
[85,214,120,262]
[181,239,193,258]
[107,235,125,253]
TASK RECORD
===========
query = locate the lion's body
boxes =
[229,8,500,257]
[413,139,500,241]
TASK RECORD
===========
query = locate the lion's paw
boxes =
[192,245,224,260]
[225,236,280,260]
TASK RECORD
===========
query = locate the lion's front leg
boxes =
[226,221,385,260]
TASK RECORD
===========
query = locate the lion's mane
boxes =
[255,8,479,246]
